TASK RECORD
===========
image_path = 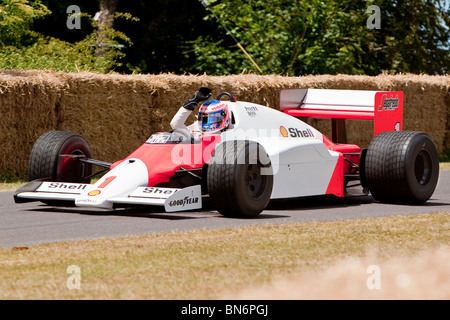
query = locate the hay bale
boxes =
[0,70,65,178]
[0,71,448,179]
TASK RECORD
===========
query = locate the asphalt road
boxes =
[1,171,449,248]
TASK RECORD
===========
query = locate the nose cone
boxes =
[75,158,149,208]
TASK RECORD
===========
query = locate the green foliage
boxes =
[378,0,450,75]
[188,0,450,75]
[0,0,136,73]
[0,0,50,46]
[0,0,448,75]
[0,35,122,73]
[440,150,450,163]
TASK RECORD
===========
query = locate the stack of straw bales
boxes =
[0,70,448,179]
[0,70,64,178]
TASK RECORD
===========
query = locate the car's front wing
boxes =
[14,181,202,213]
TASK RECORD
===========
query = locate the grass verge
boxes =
[0,212,448,300]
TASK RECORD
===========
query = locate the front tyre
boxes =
[28,131,93,183]
[207,141,273,218]
[364,131,439,204]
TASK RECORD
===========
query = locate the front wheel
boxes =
[207,141,273,218]
[364,131,439,204]
[28,131,93,183]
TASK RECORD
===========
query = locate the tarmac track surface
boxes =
[1,171,449,247]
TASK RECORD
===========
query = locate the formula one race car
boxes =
[14,88,440,218]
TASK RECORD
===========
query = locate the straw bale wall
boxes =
[0,70,448,179]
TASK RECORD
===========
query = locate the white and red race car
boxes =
[14,89,440,217]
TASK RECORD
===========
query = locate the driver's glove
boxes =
[182,87,212,111]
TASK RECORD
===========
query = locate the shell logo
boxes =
[280,126,288,138]
[88,190,101,197]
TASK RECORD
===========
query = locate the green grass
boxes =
[0,213,448,299]
[1,162,448,299]
[0,180,24,191]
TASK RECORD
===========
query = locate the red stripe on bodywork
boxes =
[98,176,117,188]
[123,134,221,187]
[326,153,344,197]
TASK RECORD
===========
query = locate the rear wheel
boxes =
[28,131,92,183]
[364,131,439,204]
[207,141,273,218]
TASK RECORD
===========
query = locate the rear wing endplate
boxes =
[279,88,403,142]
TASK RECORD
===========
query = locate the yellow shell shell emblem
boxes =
[280,126,288,137]
[88,190,101,197]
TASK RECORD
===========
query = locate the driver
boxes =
[170,87,231,135]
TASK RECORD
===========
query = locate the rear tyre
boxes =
[364,131,439,204]
[28,131,92,183]
[207,141,273,218]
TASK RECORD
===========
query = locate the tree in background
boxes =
[0,0,135,72]
[113,0,214,73]
[0,0,448,75]
[378,0,450,74]
[30,0,211,74]
[97,0,118,29]
[0,0,50,47]
[188,0,450,75]
[96,0,118,56]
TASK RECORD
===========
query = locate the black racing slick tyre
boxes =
[28,131,93,183]
[207,141,273,218]
[364,131,439,204]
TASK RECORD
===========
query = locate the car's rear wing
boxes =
[279,88,403,143]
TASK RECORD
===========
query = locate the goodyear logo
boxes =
[168,196,199,207]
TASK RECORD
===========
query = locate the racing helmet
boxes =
[198,100,230,133]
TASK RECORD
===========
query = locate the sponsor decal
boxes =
[244,106,258,117]
[143,187,178,195]
[88,190,101,196]
[168,196,199,207]
[288,127,315,138]
[280,126,315,138]
[209,103,226,111]
[163,185,202,212]
[201,102,226,112]
[280,126,289,137]
[37,182,89,194]
[97,176,116,188]
[129,187,180,199]
[76,198,97,204]
[378,94,399,111]
[146,134,170,144]
[47,183,87,190]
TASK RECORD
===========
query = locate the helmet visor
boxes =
[198,110,226,132]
